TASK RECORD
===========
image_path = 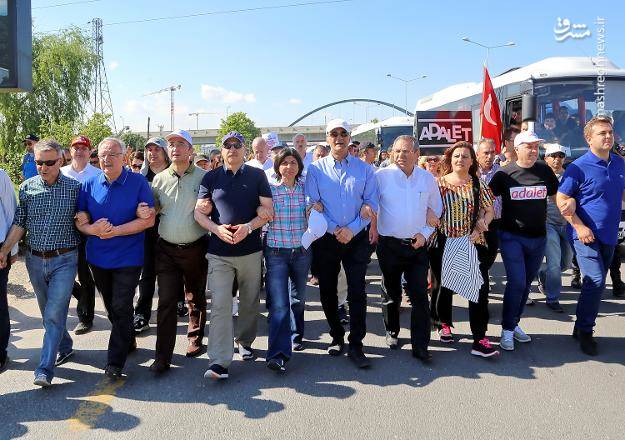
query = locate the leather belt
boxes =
[29,247,77,259]
[381,235,414,246]
[159,237,204,249]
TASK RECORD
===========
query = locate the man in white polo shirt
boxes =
[373,135,442,362]
[246,137,273,171]
[61,135,102,335]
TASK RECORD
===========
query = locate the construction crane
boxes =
[188,111,220,130]
[144,85,181,131]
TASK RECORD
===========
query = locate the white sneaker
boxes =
[513,325,532,343]
[232,297,239,317]
[500,329,514,351]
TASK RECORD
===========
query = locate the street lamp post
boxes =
[461,37,515,66]
[385,74,427,116]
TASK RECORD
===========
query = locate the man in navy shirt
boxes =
[77,137,155,379]
[195,131,272,380]
[557,116,625,356]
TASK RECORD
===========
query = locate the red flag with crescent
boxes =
[480,66,502,153]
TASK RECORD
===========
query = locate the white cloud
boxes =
[108,61,119,71]
[200,85,256,104]
[288,98,302,105]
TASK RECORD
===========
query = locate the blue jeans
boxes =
[573,239,614,333]
[538,223,573,303]
[25,250,78,380]
[499,230,546,331]
[264,246,312,361]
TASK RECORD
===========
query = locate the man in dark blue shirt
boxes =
[195,131,272,380]
[557,116,625,356]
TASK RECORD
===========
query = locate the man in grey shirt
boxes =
[537,144,573,313]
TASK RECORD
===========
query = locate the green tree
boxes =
[0,27,97,181]
[121,131,147,152]
[370,118,379,124]
[215,112,261,149]
[80,113,113,147]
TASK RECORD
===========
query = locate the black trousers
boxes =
[483,219,501,271]
[155,238,207,364]
[377,236,430,351]
[90,265,141,369]
[429,235,490,343]
[609,243,624,281]
[312,230,372,349]
[72,239,96,324]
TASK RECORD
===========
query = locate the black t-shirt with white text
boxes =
[488,161,559,237]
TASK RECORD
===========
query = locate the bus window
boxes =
[505,98,522,130]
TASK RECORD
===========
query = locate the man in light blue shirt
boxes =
[305,118,378,368]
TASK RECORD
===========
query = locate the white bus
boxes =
[351,116,413,151]
[415,57,625,160]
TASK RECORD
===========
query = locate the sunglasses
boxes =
[329,131,349,138]
[549,153,565,158]
[222,142,243,150]
[35,159,59,166]
[131,164,142,170]
[426,157,440,162]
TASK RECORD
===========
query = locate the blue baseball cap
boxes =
[222,131,245,146]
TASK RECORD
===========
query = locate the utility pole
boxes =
[144,84,181,131]
[91,18,116,131]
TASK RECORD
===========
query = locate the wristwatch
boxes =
[245,223,253,234]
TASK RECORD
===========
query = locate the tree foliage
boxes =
[0,27,97,181]
[215,112,261,149]
[121,131,147,152]
[80,113,113,147]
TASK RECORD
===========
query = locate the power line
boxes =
[33,0,102,9]
[104,0,354,26]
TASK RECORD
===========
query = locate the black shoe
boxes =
[73,321,92,335]
[204,364,228,380]
[546,302,565,313]
[177,301,188,317]
[133,314,149,334]
[0,356,8,374]
[104,365,123,380]
[149,360,170,374]
[267,357,287,373]
[338,304,349,325]
[571,273,582,289]
[347,346,371,369]
[578,331,598,356]
[293,340,305,352]
[612,280,625,297]
[412,347,432,363]
[54,349,74,367]
[327,338,344,356]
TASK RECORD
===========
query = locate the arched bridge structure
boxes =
[288,99,413,126]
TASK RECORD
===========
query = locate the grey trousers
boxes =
[207,251,262,368]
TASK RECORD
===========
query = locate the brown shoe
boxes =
[309,276,319,286]
[186,344,204,358]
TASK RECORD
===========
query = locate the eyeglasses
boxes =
[97,153,123,159]
[35,159,59,166]
[329,131,349,138]
[131,164,142,170]
[426,157,440,162]
[222,142,243,150]
[549,153,565,159]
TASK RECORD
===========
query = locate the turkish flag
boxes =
[480,66,502,153]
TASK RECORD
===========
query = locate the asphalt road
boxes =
[1,254,625,440]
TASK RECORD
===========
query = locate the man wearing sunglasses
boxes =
[21,134,39,181]
[537,144,572,314]
[61,135,102,336]
[195,131,273,380]
[305,119,378,368]
[0,139,82,387]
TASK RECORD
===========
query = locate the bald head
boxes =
[251,137,269,163]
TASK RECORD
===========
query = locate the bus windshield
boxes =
[533,79,625,160]
[379,125,413,151]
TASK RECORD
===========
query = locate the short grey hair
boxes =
[98,137,127,154]
[477,137,496,151]
[314,144,330,153]
[34,139,63,156]
[392,135,417,151]
[292,133,306,143]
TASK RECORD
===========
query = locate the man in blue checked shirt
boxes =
[0,139,82,387]
[305,118,378,369]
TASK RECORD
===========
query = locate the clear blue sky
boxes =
[32,0,625,132]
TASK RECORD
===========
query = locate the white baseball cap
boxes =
[165,129,193,146]
[544,143,567,157]
[325,118,351,135]
[514,131,544,148]
[301,209,328,249]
